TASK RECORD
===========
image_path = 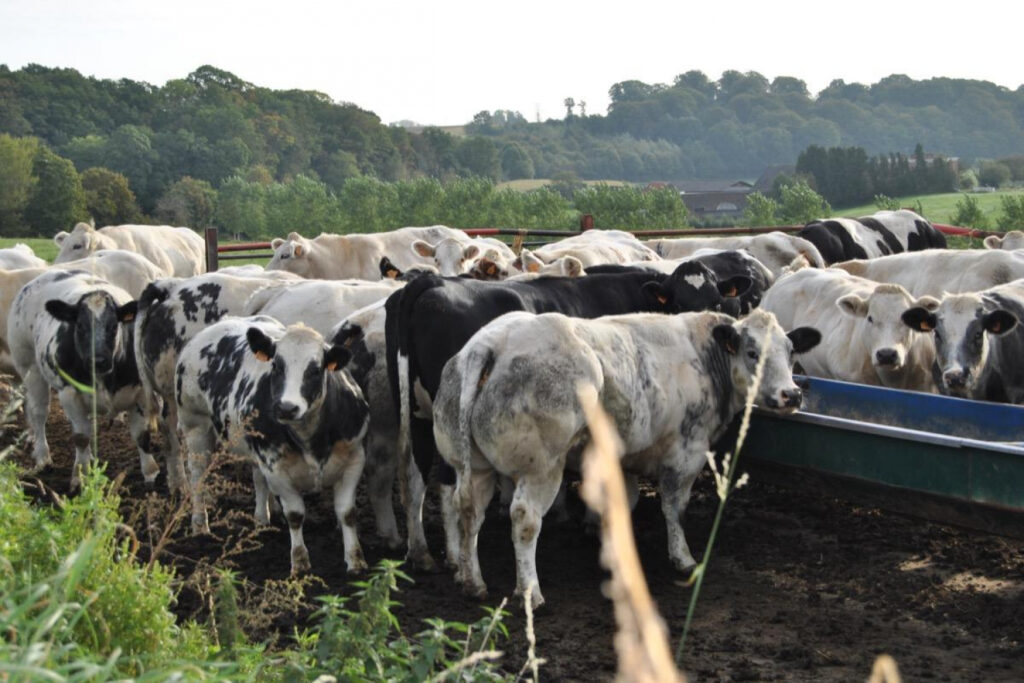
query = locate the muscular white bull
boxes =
[984,231,1024,251]
[762,266,937,391]
[529,229,659,267]
[645,232,825,277]
[432,309,819,607]
[54,222,205,277]
[834,250,1024,298]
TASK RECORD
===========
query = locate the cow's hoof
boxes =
[672,558,698,575]
[191,515,211,536]
[461,583,488,601]
[515,586,545,611]
[291,548,312,574]
[28,456,52,474]
[406,550,438,573]
[382,533,404,551]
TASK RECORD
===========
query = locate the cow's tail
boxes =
[454,344,494,481]
[387,275,445,480]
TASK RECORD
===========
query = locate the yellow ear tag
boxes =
[656,294,668,305]
[255,351,271,362]
[122,313,135,323]
[326,361,338,372]
[920,320,933,332]
[386,268,399,279]
[725,286,737,297]
[294,245,304,257]
[487,264,497,276]
[528,262,540,273]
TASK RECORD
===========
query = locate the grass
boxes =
[0,237,59,263]
[835,188,1024,226]
[497,179,632,192]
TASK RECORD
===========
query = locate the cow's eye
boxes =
[747,350,759,361]
[73,244,82,250]
[867,315,874,323]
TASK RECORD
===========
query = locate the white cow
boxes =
[833,250,1024,298]
[984,231,1024,251]
[243,279,404,335]
[645,232,825,277]
[266,226,470,280]
[529,230,659,267]
[762,266,938,391]
[0,244,46,270]
[432,308,819,607]
[410,237,517,277]
[54,222,206,277]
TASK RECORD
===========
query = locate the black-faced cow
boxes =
[7,270,148,488]
[176,317,370,574]
[798,210,946,265]
[762,266,937,391]
[385,261,750,570]
[902,280,1024,403]
[433,309,820,607]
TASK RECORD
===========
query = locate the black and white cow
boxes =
[902,280,1024,403]
[134,271,300,491]
[385,261,751,570]
[433,309,820,607]
[176,317,370,574]
[7,270,148,488]
[798,210,946,264]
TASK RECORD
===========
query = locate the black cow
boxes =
[384,261,749,569]
[798,209,947,265]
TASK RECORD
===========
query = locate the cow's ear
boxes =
[563,257,583,278]
[717,275,751,299]
[713,324,741,355]
[641,281,671,307]
[914,295,941,312]
[983,310,1018,336]
[246,327,276,362]
[323,343,352,372]
[463,244,480,260]
[271,238,284,249]
[412,240,435,258]
[379,256,402,279]
[520,249,542,272]
[479,258,500,279]
[788,327,821,354]
[837,294,869,318]
[901,307,937,332]
[116,301,138,324]
[984,235,1003,250]
[45,299,78,323]
[54,231,69,246]
[286,231,302,242]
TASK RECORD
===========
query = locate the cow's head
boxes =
[45,291,136,376]
[713,309,820,413]
[267,232,313,277]
[246,323,352,422]
[512,249,584,279]
[53,222,100,264]
[984,231,1024,251]
[837,284,937,373]
[412,238,485,277]
[646,261,750,317]
[902,293,1018,397]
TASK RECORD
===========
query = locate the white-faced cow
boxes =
[528,229,659,267]
[176,317,370,574]
[54,222,206,277]
[984,231,1024,251]
[385,261,751,570]
[834,249,1024,298]
[798,210,946,265]
[7,270,150,488]
[266,226,469,280]
[0,243,46,270]
[902,280,1024,403]
[134,271,301,491]
[645,231,825,277]
[762,266,937,391]
[410,237,517,277]
[433,309,820,607]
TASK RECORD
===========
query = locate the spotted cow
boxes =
[798,210,946,265]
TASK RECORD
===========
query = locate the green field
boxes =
[835,189,1024,226]
[0,237,59,263]
[497,178,632,192]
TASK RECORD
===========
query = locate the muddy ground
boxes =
[4,387,1023,682]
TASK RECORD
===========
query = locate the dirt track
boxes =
[5,388,1024,682]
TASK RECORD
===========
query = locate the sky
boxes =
[2,0,1021,126]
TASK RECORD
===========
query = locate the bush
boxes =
[978,161,1012,189]
[777,180,830,224]
[873,194,901,211]
[951,193,990,230]
[997,194,1024,231]
[958,169,979,191]
[743,192,779,227]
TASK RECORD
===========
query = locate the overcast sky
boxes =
[2,0,1021,126]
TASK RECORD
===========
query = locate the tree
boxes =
[155,176,217,227]
[80,167,140,226]
[978,161,1012,188]
[563,97,575,119]
[24,146,87,235]
[997,195,1024,231]
[499,143,535,180]
[214,176,267,238]
[778,180,830,224]
[743,192,779,226]
[455,137,500,181]
[0,134,40,235]
[951,194,989,230]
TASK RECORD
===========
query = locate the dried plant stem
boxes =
[578,387,685,683]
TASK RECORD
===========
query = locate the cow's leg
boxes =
[364,436,401,549]
[183,425,215,534]
[252,466,272,525]
[270,480,311,574]
[440,483,461,570]
[23,367,52,470]
[404,461,435,571]
[659,447,707,572]
[331,447,368,573]
[497,475,514,516]
[160,393,187,494]
[546,479,571,524]
[454,466,496,598]
[510,472,563,610]
[127,405,161,487]
[59,388,95,490]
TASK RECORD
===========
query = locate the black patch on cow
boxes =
[300,360,323,405]
[680,340,734,441]
[856,217,903,254]
[178,282,226,324]
[331,323,374,389]
[196,335,249,433]
[798,221,869,264]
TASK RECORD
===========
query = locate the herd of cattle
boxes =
[2,211,1024,608]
